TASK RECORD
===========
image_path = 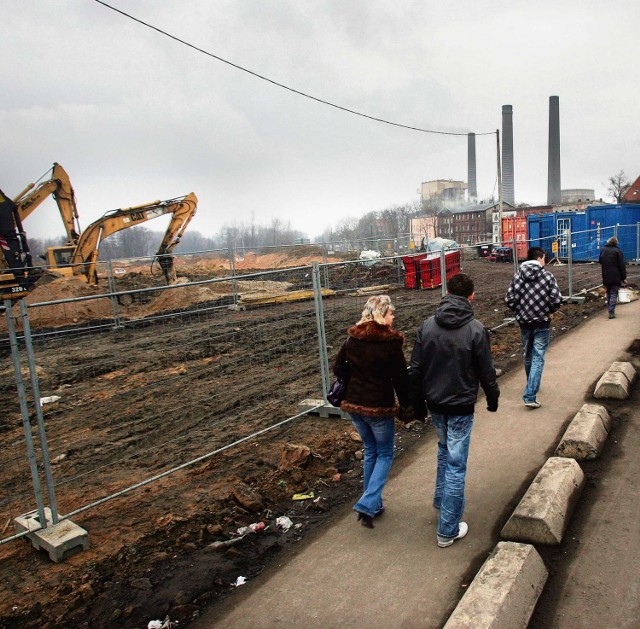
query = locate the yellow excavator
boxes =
[46,192,198,285]
[0,162,80,300]
[1,162,198,300]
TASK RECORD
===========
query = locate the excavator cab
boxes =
[0,188,41,301]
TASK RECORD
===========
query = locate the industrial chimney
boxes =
[501,105,515,205]
[547,95,562,205]
[467,133,477,202]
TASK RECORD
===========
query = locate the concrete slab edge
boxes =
[443,541,548,629]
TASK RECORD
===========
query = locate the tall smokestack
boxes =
[547,95,562,204]
[467,133,477,202]
[501,105,515,205]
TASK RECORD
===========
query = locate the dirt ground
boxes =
[0,252,623,629]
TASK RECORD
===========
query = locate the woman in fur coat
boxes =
[333,295,413,528]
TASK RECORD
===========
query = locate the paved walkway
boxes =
[193,299,640,629]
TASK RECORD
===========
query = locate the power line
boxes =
[93,0,495,137]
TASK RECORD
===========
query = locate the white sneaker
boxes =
[437,522,468,547]
[524,400,541,409]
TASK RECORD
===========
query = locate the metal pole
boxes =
[496,129,503,245]
[4,300,48,530]
[229,240,238,307]
[637,223,639,261]
[567,229,573,299]
[512,238,519,275]
[312,262,331,400]
[440,249,447,298]
[105,259,122,328]
[19,300,59,524]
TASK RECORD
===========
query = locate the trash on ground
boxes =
[233,576,247,587]
[40,395,61,405]
[276,516,293,532]
[235,521,266,536]
[292,491,314,501]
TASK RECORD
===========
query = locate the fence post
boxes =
[229,243,238,307]
[440,249,447,297]
[567,229,574,299]
[312,262,330,400]
[512,238,519,275]
[105,259,123,328]
[19,299,59,524]
[637,223,639,261]
[4,299,48,530]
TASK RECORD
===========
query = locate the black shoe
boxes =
[609,312,616,319]
[357,512,375,528]
[374,507,385,518]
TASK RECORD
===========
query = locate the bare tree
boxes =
[607,170,631,203]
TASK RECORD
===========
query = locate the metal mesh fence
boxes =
[0,229,636,546]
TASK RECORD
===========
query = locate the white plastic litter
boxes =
[40,395,61,405]
[148,622,163,629]
[276,516,293,532]
[233,576,247,587]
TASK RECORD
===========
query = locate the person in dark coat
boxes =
[333,295,413,528]
[409,273,499,547]
[599,236,626,319]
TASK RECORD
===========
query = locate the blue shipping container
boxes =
[527,205,640,261]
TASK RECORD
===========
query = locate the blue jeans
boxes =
[432,412,474,539]
[350,414,395,517]
[521,327,550,403]
[605,284,620,314]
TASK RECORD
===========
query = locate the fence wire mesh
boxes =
[0,231,636,546]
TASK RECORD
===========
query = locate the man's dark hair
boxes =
[527,247,546,261]
[447,272,474,298]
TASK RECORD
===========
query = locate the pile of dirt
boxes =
[0,278,112,331]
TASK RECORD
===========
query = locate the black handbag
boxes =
[327,338,350,407]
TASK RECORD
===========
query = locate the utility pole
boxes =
[496,129,503,245]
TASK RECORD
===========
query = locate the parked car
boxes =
[487,246,513,262]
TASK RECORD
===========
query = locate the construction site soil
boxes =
[0,253,613,629]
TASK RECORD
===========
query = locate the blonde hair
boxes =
[357,294,395,325]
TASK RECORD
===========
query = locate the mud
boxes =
[0,254,612,629]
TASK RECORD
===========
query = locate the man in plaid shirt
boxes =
[505,247,562,408]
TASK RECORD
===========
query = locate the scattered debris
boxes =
[235,521,266,536]
[276,516,293,532]
[292,491,315,501]
[278,443,311,470]
[40,395,61,405]
[232,576,247,587]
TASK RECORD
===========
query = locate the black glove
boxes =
[486,398,499,413]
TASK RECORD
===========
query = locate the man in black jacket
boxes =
[409,273,499,548]
[599,236,626,319]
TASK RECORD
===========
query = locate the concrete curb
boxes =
[594,361,636,399]
[443,542,548,629]
[500,457,585,545]
[555,403,611,460]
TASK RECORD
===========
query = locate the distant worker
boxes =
[409,273,499,548]
[505,247,562,409]
[598,236,626,319]
[333,295,414,529]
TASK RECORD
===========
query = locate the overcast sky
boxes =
[3,0,639,242]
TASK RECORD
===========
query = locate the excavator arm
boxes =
[69,192,197,285]
[14,162,81,245]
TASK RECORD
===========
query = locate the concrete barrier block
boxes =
[594,371,630,399]
[501,457,584,545]
[443,542,548,629]
[609,361,637,386]
[555,403,611,460]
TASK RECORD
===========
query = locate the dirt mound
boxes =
[1,278,112,331]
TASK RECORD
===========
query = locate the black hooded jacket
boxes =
[599,243,626,286]
[409,295,499,417]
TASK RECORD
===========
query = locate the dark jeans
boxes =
[605,283,620,314]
